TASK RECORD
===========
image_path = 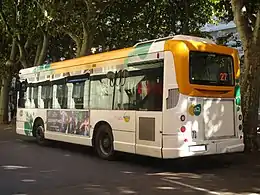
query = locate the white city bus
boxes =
[16,35,244,160]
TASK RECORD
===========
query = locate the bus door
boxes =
[134,73,163,158]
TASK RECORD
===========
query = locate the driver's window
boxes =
[18,81,27,108]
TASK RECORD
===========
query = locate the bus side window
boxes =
[90,75,113,110]
[72,82,85,109]
[121,63,163,111]
[28,87,32,107]
[41,83,53,109]
[33,86,39,108]
[56,84,68,109]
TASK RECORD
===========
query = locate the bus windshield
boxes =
[189,51,234,86]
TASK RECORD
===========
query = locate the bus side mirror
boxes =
[15,80,21,91]
[20,80,28,92]
[119,69,129,78]
[106,71,115,80]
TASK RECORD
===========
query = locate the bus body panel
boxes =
[162,135,244,158]
[135,111,162,158]
[161,44,244,158]
[90,110,136,154]
[164,39,240,98]
[16,108,47,136]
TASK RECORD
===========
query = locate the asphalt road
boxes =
[1,124,260,195]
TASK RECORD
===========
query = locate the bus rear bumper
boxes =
[162,135,244,159]
[217,141,244,153]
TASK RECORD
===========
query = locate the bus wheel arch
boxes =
[32,117,46,145]
[92,121,115,160]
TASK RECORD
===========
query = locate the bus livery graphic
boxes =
[188,104,202,116]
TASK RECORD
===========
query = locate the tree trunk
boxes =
[36,33,49,66]
[182,0,189,35]
[79,34,93,57]
[79,37,88,57]
[66,32,82,58]
[3,38,17,123]
[2,75,12,123]
[241,45,260,152]
[18,43,30,68]
[34,39,43,66]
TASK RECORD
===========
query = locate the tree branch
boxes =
[253,9,260,45]
[6,38,18,67]
[36,32,49,66]
[83,0,91,21]
[0,10,14,36]
[17,41,30,68]
[65,30,82,57]
[82,22,88,38]
[34,39,43,66]
[24,36,33,49]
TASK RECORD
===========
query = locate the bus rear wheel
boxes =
[94,125,115,160]
[35,122,46,145]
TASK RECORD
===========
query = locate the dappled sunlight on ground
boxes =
[19,136,260,194]
[140,154,260,195]
[0,124,258,195]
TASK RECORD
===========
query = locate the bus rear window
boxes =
[189,51,234,86]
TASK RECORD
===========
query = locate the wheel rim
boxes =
[99,132,112,156]
[36,126,44,142]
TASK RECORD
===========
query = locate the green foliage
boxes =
[94,0,215,51]
[0,0,217,64]
[211,0,260,30]
[210,0,233,22]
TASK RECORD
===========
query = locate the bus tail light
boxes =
[180,126,186,133]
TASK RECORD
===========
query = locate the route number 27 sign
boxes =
[220,72,228,81]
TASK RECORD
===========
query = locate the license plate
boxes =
[189,145,206,152]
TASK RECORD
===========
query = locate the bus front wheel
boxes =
[94,125,115,160]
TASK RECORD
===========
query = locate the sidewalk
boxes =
[0,122,17,140]
[0,123,15,130]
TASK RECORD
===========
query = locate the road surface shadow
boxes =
[18,136,260,194]
[21,136,248,172]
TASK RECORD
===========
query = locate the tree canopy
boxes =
[0,0,216,69]
[1,0,260,152]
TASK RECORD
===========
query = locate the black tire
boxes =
[94,125,115,160]
[35,121,46,146]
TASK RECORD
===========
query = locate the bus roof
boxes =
[19,35,218,82]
